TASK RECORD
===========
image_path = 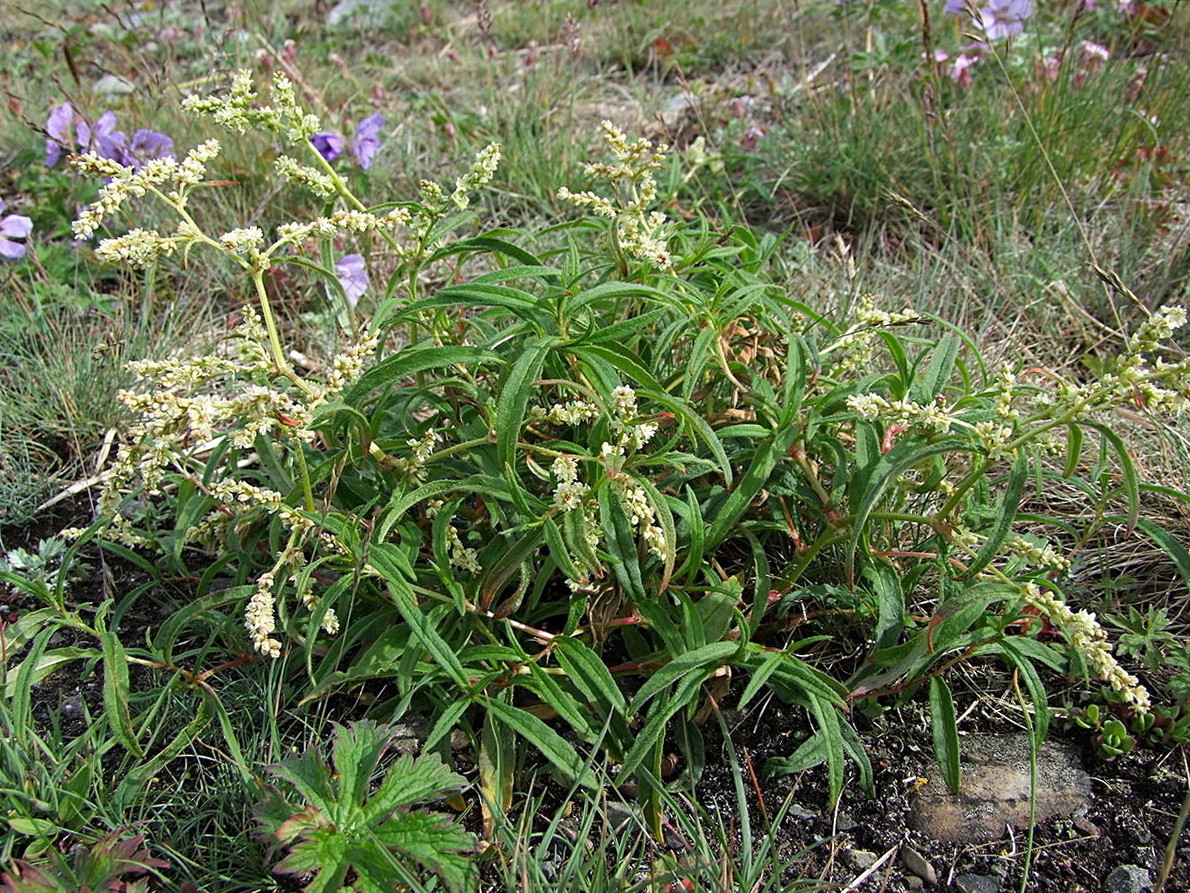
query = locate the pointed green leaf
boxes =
[929,676,961,794]
[485,698,598,789]
[101,631,143,758]
[628,641,739,713]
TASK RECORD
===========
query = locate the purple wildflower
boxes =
[951,53,980,85]
[945,0,967,13]
[45,102,76,166]
[124,130,175,169]
[0,199,33,261]
[45,104,137,166]
[78,111,128,162]
[310,132,344,162]
[978,0,1033,41]
[351,114,384,170]
[334,254,370,306]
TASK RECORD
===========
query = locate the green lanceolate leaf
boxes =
[100,631,143,758]
[617,669,709,780]
[913,334,961,403]
[552,636,628,718]
[495,336,555,485]
[485,698,598,789]
[599,484,646,601]
[345,344,505,404]
[628,641,739,713]
[848,438,971,581]
[929,676,961,794]
[962,448,1028,579]
[1088,422,1140,533]
[383,579,471,690]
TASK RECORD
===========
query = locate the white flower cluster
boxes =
[275,207,413,245]
[181,71,321,141]
[846,393,954,434]
[601,387,665,558]
[973,420,1015,462]
[530,399,600,426]
[608,384,658,451]
[1005,534,1072,573]
[825,294,918,375]
[992,364,1019,421]
[1020,582,1150,712]
[73,139,221,242]
[1036,306,1190,420]
[89,307,345,547]
[274,155,337,198]
[426,499,481,575]
[450,142,502,210]
[323,330,380,396]
[610,472,667,560]
[955,527,1073,576]
[557,121,673,270]
[245,571,282,658]
[551,455,589,512]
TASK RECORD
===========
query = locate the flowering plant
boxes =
[66,70,1188,836]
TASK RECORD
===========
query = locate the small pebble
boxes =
[59,696,85,720]
[845,849,878,871]
[901,846,937,886]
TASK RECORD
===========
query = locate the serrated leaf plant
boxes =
[62,68,1190,834]
[0,832,169,893]
[254,720,475,893]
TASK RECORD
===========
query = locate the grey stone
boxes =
[908,734,1091,843]
[955,873,1001,893]
[1104,864,1152,893]
[844,849,878,871]
[901,847,937,885]
[835,810,859,830]
[58,695,84,720]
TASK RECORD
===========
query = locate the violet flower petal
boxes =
[126,130,175,169]
[334,254,370,306]
[45,102,75,166]
[310,132,344,162]
[351,114,384,170]
[0,213,33,260]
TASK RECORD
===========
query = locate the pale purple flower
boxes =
[334,254,369,306]
[310,132,344,162]
[45,103,142,167]
[945,0,967,13]
[0,199,32,261]
[45,102,76,166]
[351,114,384,170]
[77,111,128,162]
[125,129,174,168]
[951,53,980,85]
[979,0,1033,40]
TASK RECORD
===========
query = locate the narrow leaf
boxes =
[929,676,962,794]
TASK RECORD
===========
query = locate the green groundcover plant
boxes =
[14,66,1188,878]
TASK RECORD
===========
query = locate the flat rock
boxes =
[955,873,1001,893]
[1104,864,1152,893]
[908,734,1091,843]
